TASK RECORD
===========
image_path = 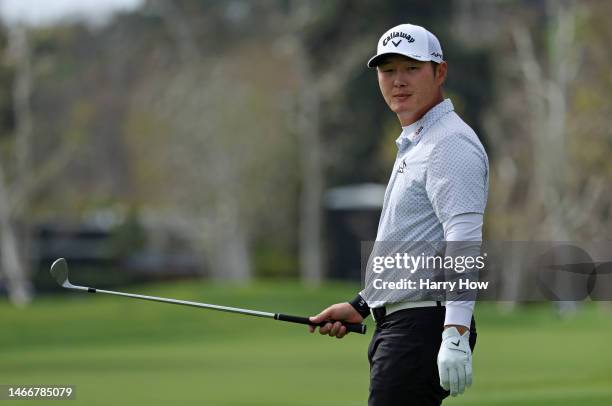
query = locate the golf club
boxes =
[50,258,367,334]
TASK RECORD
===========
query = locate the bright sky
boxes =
[0,0,144,26]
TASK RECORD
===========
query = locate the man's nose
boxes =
[393,72,408,87]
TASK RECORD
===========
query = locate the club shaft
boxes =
[51,258,366,333]
[64,283,366,334]
[82,286,275,318]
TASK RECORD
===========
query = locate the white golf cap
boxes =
[367,23,444,68]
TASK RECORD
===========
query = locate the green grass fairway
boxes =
[1,280,611,405]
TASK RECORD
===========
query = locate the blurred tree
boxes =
[454,0,612,307]
[467,0,611,240]
[0,23,32,306]
[123,0,300,281]
[567,0,612,239]
[277,0,375,284]
[0,23,83,305]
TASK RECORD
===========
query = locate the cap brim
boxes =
[367,52,433,68]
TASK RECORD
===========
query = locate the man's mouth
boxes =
[393,94,412,101]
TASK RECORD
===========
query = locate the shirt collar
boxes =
[395,99,454,149]
[395,122,420,149]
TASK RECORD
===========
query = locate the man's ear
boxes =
[435,61,448,85]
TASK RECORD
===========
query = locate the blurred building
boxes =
[31,211,204,292]
[324,183,385,282]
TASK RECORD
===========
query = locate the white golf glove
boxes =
[437,327,472,396]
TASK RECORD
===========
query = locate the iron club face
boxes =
[50,257,88,291]
[50,258,71,288]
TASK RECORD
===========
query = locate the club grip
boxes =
[275,313,367,334]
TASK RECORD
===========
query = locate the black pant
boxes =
[368,307,477,406]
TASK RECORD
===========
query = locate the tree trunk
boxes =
[297,66,324,285]
[0,165,32,306]
[0,24,35,306]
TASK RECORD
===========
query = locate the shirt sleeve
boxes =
[443,212,483,327]
[426,133,488,224]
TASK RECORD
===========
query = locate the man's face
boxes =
[376,55,447,125]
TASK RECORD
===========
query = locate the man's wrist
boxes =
[444,324,469,335]
[349,294,370,319]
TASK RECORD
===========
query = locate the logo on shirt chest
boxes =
[397,159,407,174]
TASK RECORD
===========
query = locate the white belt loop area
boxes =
[370,301,444,322]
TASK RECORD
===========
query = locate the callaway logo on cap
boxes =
[367,23,444,67]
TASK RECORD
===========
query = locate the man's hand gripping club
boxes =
[309,303,364,339]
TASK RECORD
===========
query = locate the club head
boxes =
[50,258,73,288]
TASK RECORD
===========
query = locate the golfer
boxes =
[309,23,488,405]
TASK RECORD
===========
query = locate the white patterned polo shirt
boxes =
[361,98,489,307]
